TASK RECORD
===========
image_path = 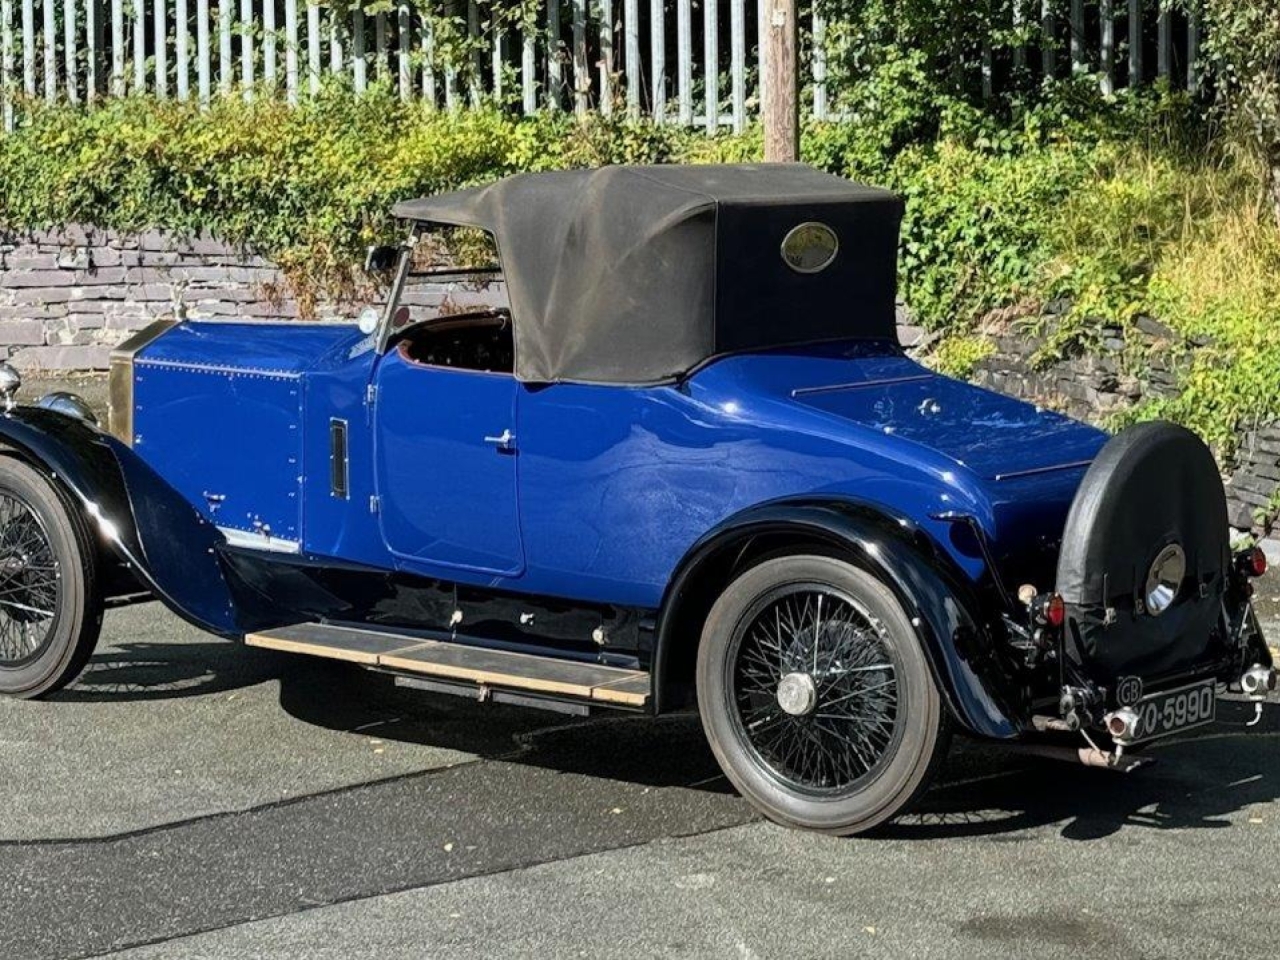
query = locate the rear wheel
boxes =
[0,457,102,698]
[697,555,948,835]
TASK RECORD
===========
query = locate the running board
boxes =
[244,622,650,708]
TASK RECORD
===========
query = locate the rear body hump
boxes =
[682,341,1108,587]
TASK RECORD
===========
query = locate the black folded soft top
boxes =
[392,163,903,385]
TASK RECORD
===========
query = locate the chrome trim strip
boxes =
[790,373,935,398]
[107,319,178,446]
[168,317,355,326]
[134,358,301,380]
[993,459,1094,482]
[217,526,302,554]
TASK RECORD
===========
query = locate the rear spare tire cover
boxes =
[1055,421,1227,679]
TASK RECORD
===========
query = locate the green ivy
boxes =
[926,333,995,379]
[0,85,694,300]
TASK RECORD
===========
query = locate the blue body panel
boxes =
[512,344,1105,606]
[139,321,362,374]
[135,362,303,540]
[133,322,365,542]
[129,325,1106,613]
[374,350,524,576]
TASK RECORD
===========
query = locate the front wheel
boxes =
[697,555,949,835]
[0,457,102,698]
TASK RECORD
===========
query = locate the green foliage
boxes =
[883,137,1092,330]
[926,333,995,379]
[1110,160,1280,452]
[1009,133,1280,454]
[801,75,1201,335]
[0,87,692,300]
[810,0,1036,111]
[324,0,543,98]
[1187,0,1280,222]
[803,47,946,180]
[808,0,1194,187]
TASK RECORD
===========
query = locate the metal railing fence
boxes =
[0,0,1206,133]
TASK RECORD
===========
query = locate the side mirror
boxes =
[364,244,400,273]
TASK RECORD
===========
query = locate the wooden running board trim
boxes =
[245,622,650,708]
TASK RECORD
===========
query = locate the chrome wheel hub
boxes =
[776,672,817,716]
[1143,542,1185,616]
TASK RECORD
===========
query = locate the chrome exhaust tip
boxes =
[1239,664,1276,701]
[1104,706,1141,744]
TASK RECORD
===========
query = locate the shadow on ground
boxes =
[57,634,1280,839]
[57,640,282,701]
[889,699,1280,841]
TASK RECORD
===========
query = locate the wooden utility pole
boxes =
[762,0,798,162]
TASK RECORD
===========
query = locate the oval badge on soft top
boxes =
[781,222,839,274]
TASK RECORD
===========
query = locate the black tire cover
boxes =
[1056,421,1228,679]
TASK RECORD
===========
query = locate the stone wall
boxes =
[1225,426,1280,531]
[0,226,351,370]
[968,304,1191,423]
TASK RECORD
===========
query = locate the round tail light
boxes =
[1236,545,1268,578]
[1248,546,1268,578]
[1045,594,1066,628]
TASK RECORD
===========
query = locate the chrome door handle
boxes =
[484,429,515,449]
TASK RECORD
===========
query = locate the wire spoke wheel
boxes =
[0,491,61,667]
[699,556,947,835]
[727,583,903,796]
[0,457,101,700]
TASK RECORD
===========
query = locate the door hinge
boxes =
[369,494,380,514]
[365,384,378,405]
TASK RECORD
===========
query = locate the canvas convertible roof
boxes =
[392,163,904,384]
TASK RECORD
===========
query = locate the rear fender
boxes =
[655,498,1023,738]
[0,407,243,637]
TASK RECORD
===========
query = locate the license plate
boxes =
[1131,680,1217,743]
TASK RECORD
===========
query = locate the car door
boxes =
[372,347,524,576]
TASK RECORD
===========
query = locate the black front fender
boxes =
[0,407,243,637]
[655,498,1023,739]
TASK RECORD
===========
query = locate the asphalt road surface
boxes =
[2,599,1279,960]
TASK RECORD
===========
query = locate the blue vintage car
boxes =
[0,164,1271,834]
